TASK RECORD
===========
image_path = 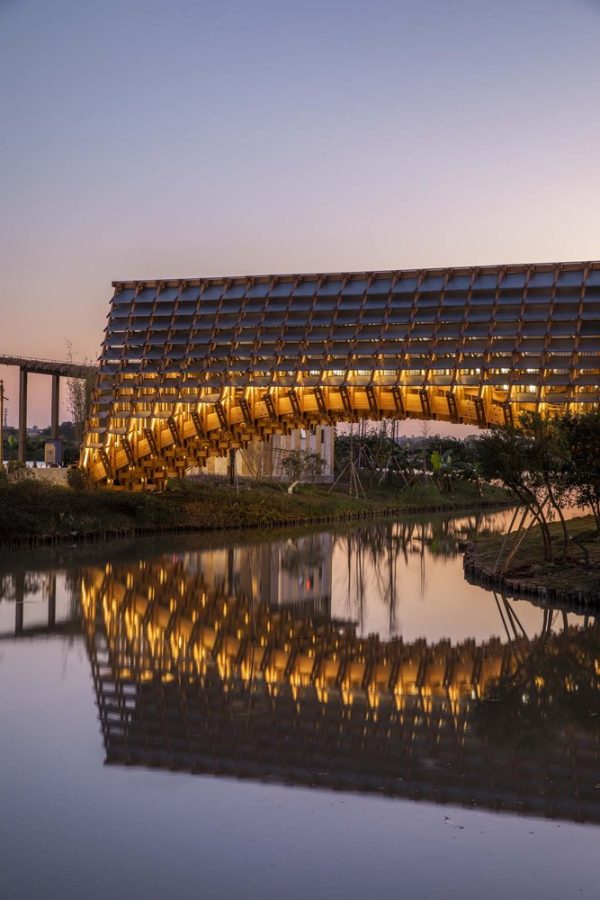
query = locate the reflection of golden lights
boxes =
[81,562,597,723]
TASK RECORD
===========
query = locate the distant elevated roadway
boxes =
[0,353,98,379]
[0,354,98,463]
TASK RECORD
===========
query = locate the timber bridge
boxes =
[82,260,600,488]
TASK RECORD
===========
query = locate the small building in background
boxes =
[44,439,63,467]
[203,425,334,483]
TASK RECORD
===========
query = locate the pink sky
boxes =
[2,0,600,428]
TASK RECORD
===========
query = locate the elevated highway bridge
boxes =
[82,260,600,488]
[0,354,98,464]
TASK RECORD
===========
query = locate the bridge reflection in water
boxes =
[77,527,600,825]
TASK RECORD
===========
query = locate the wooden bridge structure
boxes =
[82,260,600,487]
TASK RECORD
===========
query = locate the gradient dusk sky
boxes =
[1,0,600,426]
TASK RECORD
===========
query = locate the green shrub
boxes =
[6,460,27,481]
[67,467,93,492]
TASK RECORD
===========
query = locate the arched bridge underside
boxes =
[83,260,600,488]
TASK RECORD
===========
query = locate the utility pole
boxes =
[0,379,7,467]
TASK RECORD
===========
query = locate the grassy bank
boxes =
[465,515,600,604]
[0,476,510,548]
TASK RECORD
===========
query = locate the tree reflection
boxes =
[474,603,599,751]
[0,572,43,602]
[334,511,509,634]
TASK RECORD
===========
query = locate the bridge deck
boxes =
[0,354,98,378]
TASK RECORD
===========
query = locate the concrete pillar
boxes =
[48,574,56,629]
[15,572,25,636]
[51,374,60,440]
[18,367,27,465]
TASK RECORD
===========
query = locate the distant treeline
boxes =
[1,422,81,465]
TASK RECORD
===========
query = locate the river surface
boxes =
[0,508,598,900]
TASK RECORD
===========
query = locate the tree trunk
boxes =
[545,477,569,563]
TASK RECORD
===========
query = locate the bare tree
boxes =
[66,341,95,447]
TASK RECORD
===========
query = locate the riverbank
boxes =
[0,476,511,549]
[464,514,600,608]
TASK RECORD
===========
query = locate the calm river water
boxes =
[0,508,598,900]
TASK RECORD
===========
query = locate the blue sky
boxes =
[1,0,600,424]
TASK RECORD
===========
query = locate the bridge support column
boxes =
[48,575,56,628]
[51,374,60,440]
[15,572,25,636]
[18,367,27,465]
